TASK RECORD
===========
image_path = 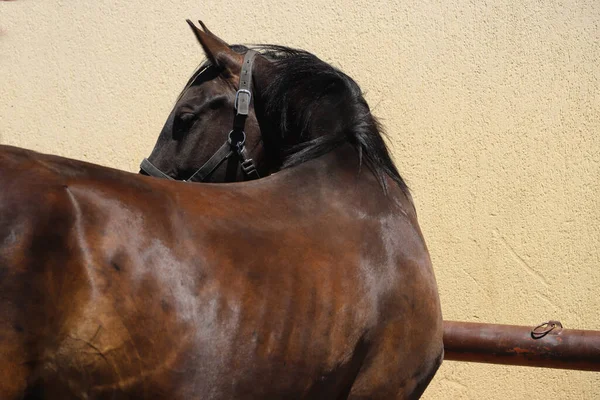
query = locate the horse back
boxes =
[0,146,97,397]
[0,146,196,397]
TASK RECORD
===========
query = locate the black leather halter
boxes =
[140,50,260,182]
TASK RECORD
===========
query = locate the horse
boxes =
[0,21,443,399]
[143,20,444,398]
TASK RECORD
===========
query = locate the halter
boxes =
[140,50,260,182]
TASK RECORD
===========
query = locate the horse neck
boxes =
[281,143,400,199]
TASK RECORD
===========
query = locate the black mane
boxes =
[255,45,408,193]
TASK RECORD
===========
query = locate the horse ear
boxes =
[186,20,243,75]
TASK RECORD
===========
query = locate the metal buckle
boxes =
[240,158,260,178]
[241,158,255,171]
[234,89,252,115]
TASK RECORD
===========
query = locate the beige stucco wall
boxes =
[2,1,599,398]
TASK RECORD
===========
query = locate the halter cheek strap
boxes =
[228,49,260,180]
[140,50,260,182]
[235,50,257,118]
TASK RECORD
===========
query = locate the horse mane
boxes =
[184,44,408,193]
[254,45,408,194]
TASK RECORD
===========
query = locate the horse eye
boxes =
[178,112,196,124]
[173,112,197,139]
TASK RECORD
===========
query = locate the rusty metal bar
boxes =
[443,320,600,371]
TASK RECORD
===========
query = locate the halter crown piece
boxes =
[140,50,260,182]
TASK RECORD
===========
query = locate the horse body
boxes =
[0,143,441,399]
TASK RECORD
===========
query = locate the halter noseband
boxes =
[140,50,260,182]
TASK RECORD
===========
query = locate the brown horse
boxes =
[0,22,443,399]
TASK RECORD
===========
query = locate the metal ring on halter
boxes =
[228,129,246,150]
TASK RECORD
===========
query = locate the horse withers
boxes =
[0,21,443,399]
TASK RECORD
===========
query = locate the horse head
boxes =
[140,21,269,182]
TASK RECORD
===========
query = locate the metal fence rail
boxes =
[443,320,600,371]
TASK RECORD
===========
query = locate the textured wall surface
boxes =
[1,1,599,398]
